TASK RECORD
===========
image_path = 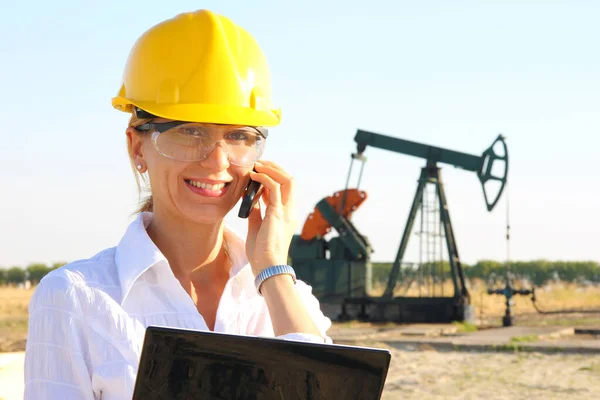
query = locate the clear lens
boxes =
[152,124,264,166]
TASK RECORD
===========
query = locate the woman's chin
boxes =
[178,203,234,224]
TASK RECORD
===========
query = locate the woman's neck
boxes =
[146,207,230,282]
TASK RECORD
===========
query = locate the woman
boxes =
[24,9,331,399]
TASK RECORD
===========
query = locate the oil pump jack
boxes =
[289,130,508,323]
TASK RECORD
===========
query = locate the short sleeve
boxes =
[276,280,333,344]
[24,274,95,400]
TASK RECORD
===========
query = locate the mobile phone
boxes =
[238,177,264,219]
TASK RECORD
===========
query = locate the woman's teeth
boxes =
[187,180,227,191]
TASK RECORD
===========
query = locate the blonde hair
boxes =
[127,111,154,213]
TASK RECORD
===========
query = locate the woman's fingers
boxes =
[261,187,271,207]
[245,160,299,275]
[254,161,292,184]
[249,170,282,207]
[254,160,295,206]
[246,200,262,241]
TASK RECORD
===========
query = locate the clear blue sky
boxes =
[1,0,598,268]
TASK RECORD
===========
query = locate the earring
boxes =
[136,164,143,170]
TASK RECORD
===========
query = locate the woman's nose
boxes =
[201,142,230,170]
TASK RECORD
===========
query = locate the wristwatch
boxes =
[254,265,297,296]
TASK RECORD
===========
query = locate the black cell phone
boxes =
[238,177,263,219]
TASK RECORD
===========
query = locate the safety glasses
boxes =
[135,120,267,167]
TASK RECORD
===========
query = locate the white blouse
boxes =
[24,212,332,399]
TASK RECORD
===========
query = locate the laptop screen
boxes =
[133,326,391,400]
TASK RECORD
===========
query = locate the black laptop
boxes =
[132,326,391,400]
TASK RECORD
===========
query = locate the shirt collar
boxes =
[115,212,251,305]
[115,212,167,305]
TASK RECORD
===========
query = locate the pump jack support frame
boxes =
[339,162,472,323]
[384,162,470,302]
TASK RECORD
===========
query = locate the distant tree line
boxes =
[2,260,599,287]
[371,260,600,287]
[0,262,67,286]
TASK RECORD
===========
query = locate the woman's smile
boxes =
[184,178,232,198]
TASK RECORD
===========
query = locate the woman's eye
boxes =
[229,131,250,141]
[181,128,203,136]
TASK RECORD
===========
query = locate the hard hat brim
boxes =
[112,97,281,128]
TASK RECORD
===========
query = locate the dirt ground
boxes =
[0,352,25,400]
[376,342,600,400]
[2,346,599,400]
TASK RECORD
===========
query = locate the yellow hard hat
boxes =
[112,9,281,127]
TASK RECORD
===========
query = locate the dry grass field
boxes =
[377,341,600,400]
[467,279,600,321]
[367,278,600,327]
[1,281,600,351]
[0,286,32,353]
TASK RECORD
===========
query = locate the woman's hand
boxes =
[245,160,299,276]
[244,160,326,339]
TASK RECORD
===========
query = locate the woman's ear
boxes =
[126,127,145,165]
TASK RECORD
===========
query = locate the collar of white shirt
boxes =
[114,211,251,306]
